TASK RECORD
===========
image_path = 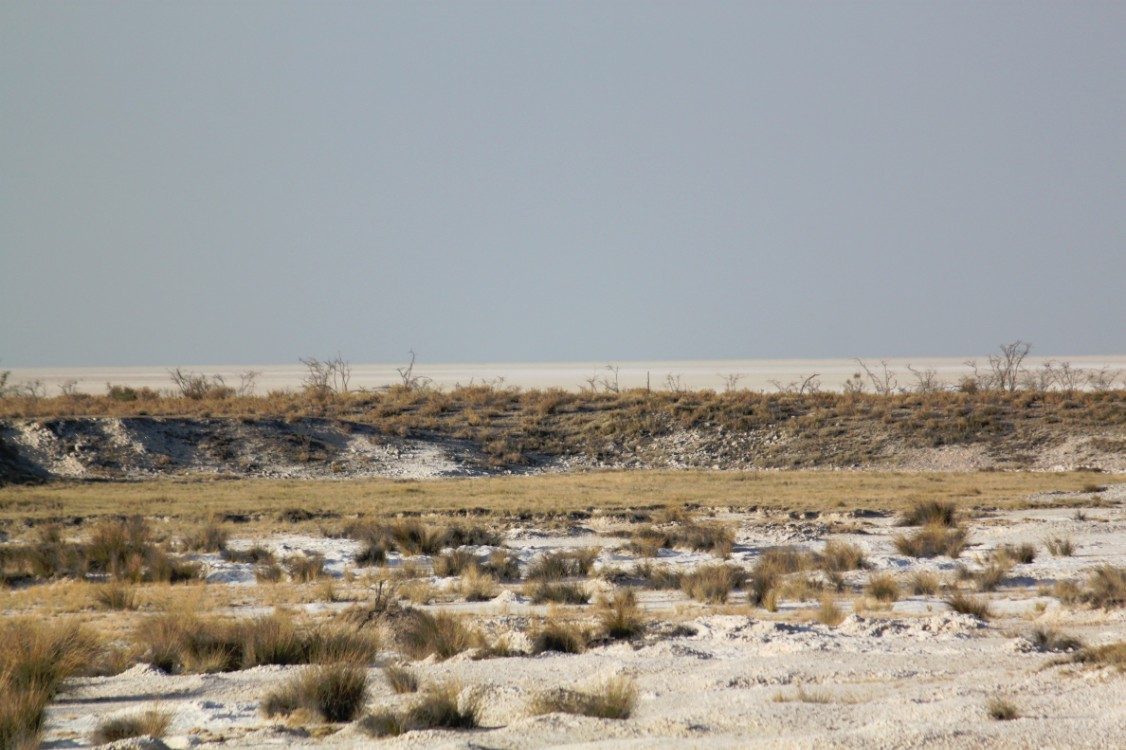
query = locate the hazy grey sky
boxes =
[3,2,1124,367]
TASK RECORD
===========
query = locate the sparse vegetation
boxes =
[681,564,744,604]
[946,592,992,619]
[899,500,959,528]
[1082,565,1126,609]
[91,708,171,744]
[384,663,419,694]
[597,589,645,639]
[1028,627,1082,653]
[395,609,482,661]
[359,681,480,737]
[987,696,1019,721]
[262,664,369,722]
[866,573,899,602]
[532,617,589,655]
[893,524,968,559]
[1045,536,1075,557]
[909,571,941,596]
[531,677,637,720]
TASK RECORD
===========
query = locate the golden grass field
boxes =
[2,470,1122,528]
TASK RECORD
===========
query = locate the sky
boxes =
[2,2,1125,368]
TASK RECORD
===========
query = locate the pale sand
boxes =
[10,355,1126,395]
[40,482,1126,749]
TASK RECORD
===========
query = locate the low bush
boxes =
[986,696,1019,721]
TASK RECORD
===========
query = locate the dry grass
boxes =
[817,595,846,626]
[999,543,1036,565]
[1045,536,1075,557]
[94,582,139,611]
[4,471,1115,527]
[772,685,833,704]
[285,554,326,583]
[893,524,968,559]
[898,500,958,527]
[865,573,899,602]
[359,682,480,737]
[1082,565,1126,609]
[525,548,600,581]
[526,581,590,605]
[433,549,478,577]
[262,664,369,722]
[909,571,941,596]
[748,547,809,607]
[597,589,645,640]
[0,619,100,750]
[532,617,589,655]
[816,541,867,573]
[531,677,637,720]
[384,663,419,694]
[986,696,1019,721]
[946,592,993,620]
[1027,627,1082,653]
[1062,641,1126,671]
[680,564,744,604]
[395,610,482,661]
[91,708,171,744]
[459,566,500,602]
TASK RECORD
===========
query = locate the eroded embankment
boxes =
[1,408,1124,484]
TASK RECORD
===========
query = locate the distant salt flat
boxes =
[7,356,1126,395]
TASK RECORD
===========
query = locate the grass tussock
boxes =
[433,548,477,577]
[1062,641,1126,671]
[347,519,501,557]
[998,543,1036,565]
[531,677,637,720]
[748,547,809,607]
[91,708,172,744]
[680,564,744,604]
[262,664,369,722]
[898,500,958,528]
[629,520,735,558]
[1027,627,1083,653]
[974,560,1011,592]
[633,561,683,590]
[222,544,276,565]
[138,613,380,674]
[525,548,600,581]
[285,554,326,583]
[359,682,480,737]
[986,696,1019,721]
[459,566,500,602]
[909,570,941,596]
[384,663,419,694]
[0,619,100,750]
[1082,565,1126,609]
[181,520,229,552]
[532,617,589,655]
[817,595,846,626]
[395,609,482,661]
[597,589,645,640]
[865,573,899,602]
[946,592,993,620]
[94,582,139,611]
[893,524,968,559]
[1045,536,1075,557]
[526,581,590,605]
[816,541,867,573]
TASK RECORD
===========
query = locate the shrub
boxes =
[262,664,369,722]
[898,500,958,527]
[531,677,637,720]
[865,573,899,602]
[893,524,968,558]
[946,592,992,619]
[681,564,743,604]
[986,696,1019,721]
[597,590,645,640]
[91,708,171,744]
